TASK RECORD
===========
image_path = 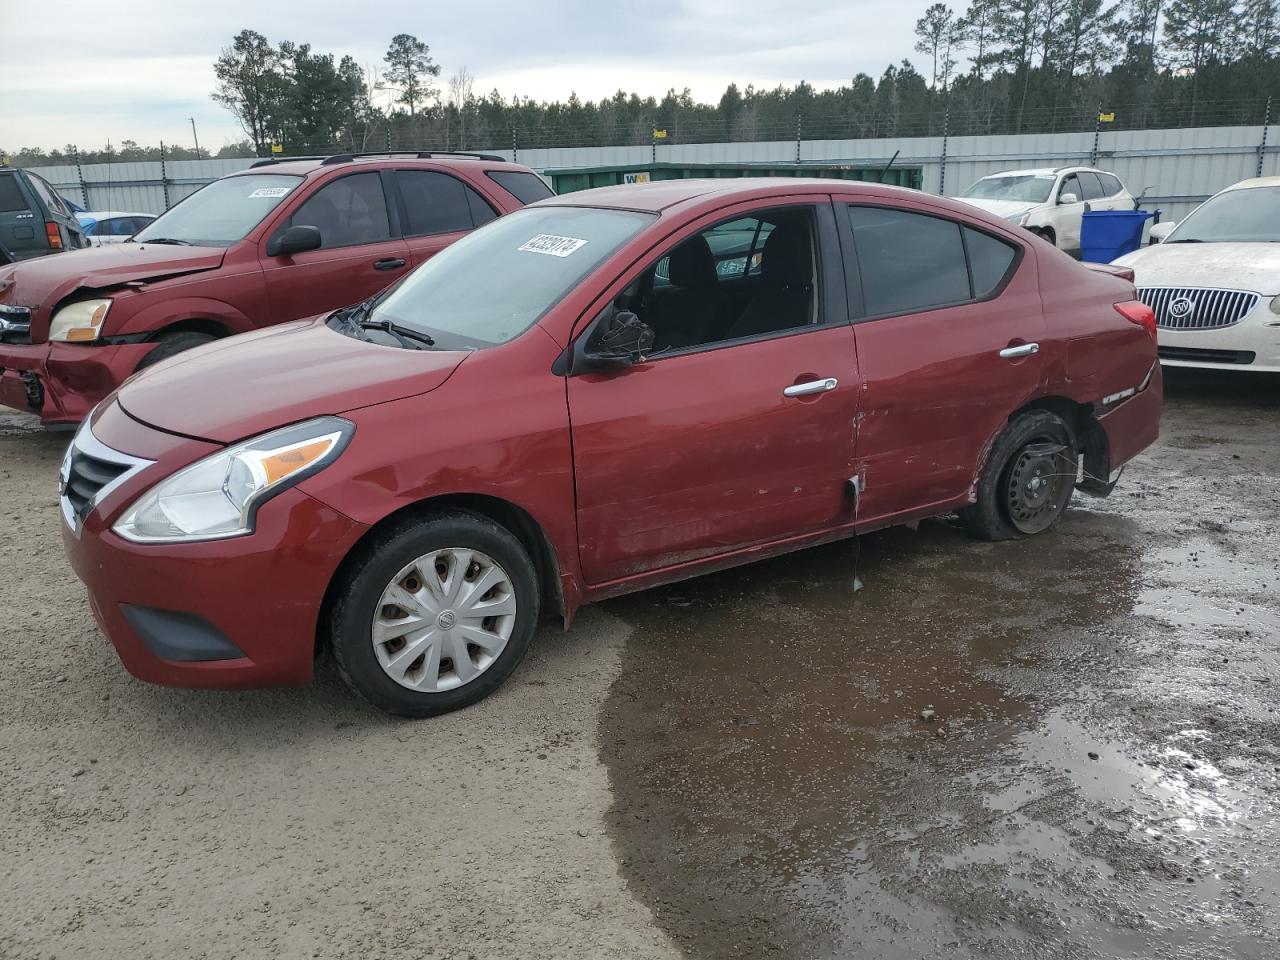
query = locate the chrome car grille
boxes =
[1138,287,1260,331]
[0,305,32,344]
[59,421,154,531]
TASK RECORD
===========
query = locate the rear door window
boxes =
[396,170,495,236]
[1099,173,1123,196]
[1077,172,1106,201]
[485,170,554,205]
[26,174,66,215]
[288,172,391,249]
[964,228,1018,298]
[0,175,29,213]
[848,206,971,316]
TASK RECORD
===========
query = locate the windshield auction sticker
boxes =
[249,186,293,199]
[518,234,588,257]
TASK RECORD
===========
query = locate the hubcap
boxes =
[1005,441,1070,535]
[372,548,517,692]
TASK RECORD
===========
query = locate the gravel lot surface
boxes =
[2,368,1278,959]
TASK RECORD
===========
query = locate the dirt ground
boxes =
[2,368,1279,959]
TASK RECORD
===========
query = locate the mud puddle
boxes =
[600,372,1280,959]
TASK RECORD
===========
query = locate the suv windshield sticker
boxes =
[518,234,588,257]
[249,186,293,199]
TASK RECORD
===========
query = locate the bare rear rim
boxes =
[1003,438,1074,535]
[372,547,517,693]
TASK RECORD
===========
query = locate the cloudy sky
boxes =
[1,0,921,151]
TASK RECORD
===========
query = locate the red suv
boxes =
[0,152,551,426]
[58,179,1161,717]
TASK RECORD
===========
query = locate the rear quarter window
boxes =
[964,228,1018,298]
[486,170,555,205]
[0,174,29,213]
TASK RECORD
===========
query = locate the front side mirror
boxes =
[571,310,655,374]
[268,224,322,257]
[1149,221,1177,243]
[1058,191,1079,205]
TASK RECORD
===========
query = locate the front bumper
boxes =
[61,405,369,688]
[0,340,154,426]
[1157,306,1280,372]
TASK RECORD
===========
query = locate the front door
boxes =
[567,201,862,585]
[262,170,411,319]
[842,201,1045,527]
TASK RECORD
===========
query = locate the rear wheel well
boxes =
[1010,395,1108,479]
[148,318,232,341]
[317,494,565,655]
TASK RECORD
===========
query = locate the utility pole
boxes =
[189,118,201,158]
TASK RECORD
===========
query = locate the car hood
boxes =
[952,198,1037,220]
[1112,242,1280,294]
[115,319,469,444]
[0,242,225,311]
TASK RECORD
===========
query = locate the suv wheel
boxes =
[329,511,540,718]
[962,410,1077,541]
[136,331,216,371]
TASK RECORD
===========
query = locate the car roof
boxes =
[229,153,534,178]
[1222,176,1280,192]
[537,177,985,217]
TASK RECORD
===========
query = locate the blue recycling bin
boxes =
[1080,209,1155,263]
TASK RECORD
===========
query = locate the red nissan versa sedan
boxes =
[59,179,1161,717]
[0,152,551,427]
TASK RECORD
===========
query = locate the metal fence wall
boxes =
[29,124,1278,222]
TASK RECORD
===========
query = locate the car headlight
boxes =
[1270,295,1280,315]
[1006,211,1031,227]
[49,298,112,342]
[113,417,353,543]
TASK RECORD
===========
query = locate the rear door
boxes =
[391,169,499,268]
[843,201,1044,527]
[261,170,411,319]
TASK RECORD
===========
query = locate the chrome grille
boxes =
[0,305,32,344]
[1138,286,1260,331]
[59,421,154,531]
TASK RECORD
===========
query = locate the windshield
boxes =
[963,174,1055,204]
[368,206,655,349]
[132,174,302,247]
[1168,186,1280,243]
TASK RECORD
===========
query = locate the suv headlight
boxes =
[49,298,112,342]
[1006,211,1031,227]
[113,417,353,543]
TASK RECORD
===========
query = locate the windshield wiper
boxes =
[139,237,193,245]
[358,317,436,348]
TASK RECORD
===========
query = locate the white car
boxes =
[1113,177,1280,373]
[956,166,1135,254]
[76,211,156,246]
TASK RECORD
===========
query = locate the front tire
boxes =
[962,410,1077,541]
[329,511,540,718]
[136,331,216,371]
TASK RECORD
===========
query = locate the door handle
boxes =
[783,377,838,397]
[998,342,1039,359]
[374,257,407,271]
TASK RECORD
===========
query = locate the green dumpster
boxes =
[543,161,923,195]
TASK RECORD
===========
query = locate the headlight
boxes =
[1270,295,1280,315]
[1006,212,1031,227]
[49,298,112,342]
[113,417,353,543]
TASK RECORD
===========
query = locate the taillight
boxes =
[1115,300,1156,339]
[45,222,62,250]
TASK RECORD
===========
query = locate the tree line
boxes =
[5,1,1279,166]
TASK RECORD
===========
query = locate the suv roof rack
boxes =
[319,151,507,165]
[249,155,331,168]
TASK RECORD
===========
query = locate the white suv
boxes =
[956,166,1135,254]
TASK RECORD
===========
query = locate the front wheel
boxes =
[136,331,216,371]
[962,410,1077,541]
[329,511,540,718]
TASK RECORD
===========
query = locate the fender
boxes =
[112,295,257,338]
